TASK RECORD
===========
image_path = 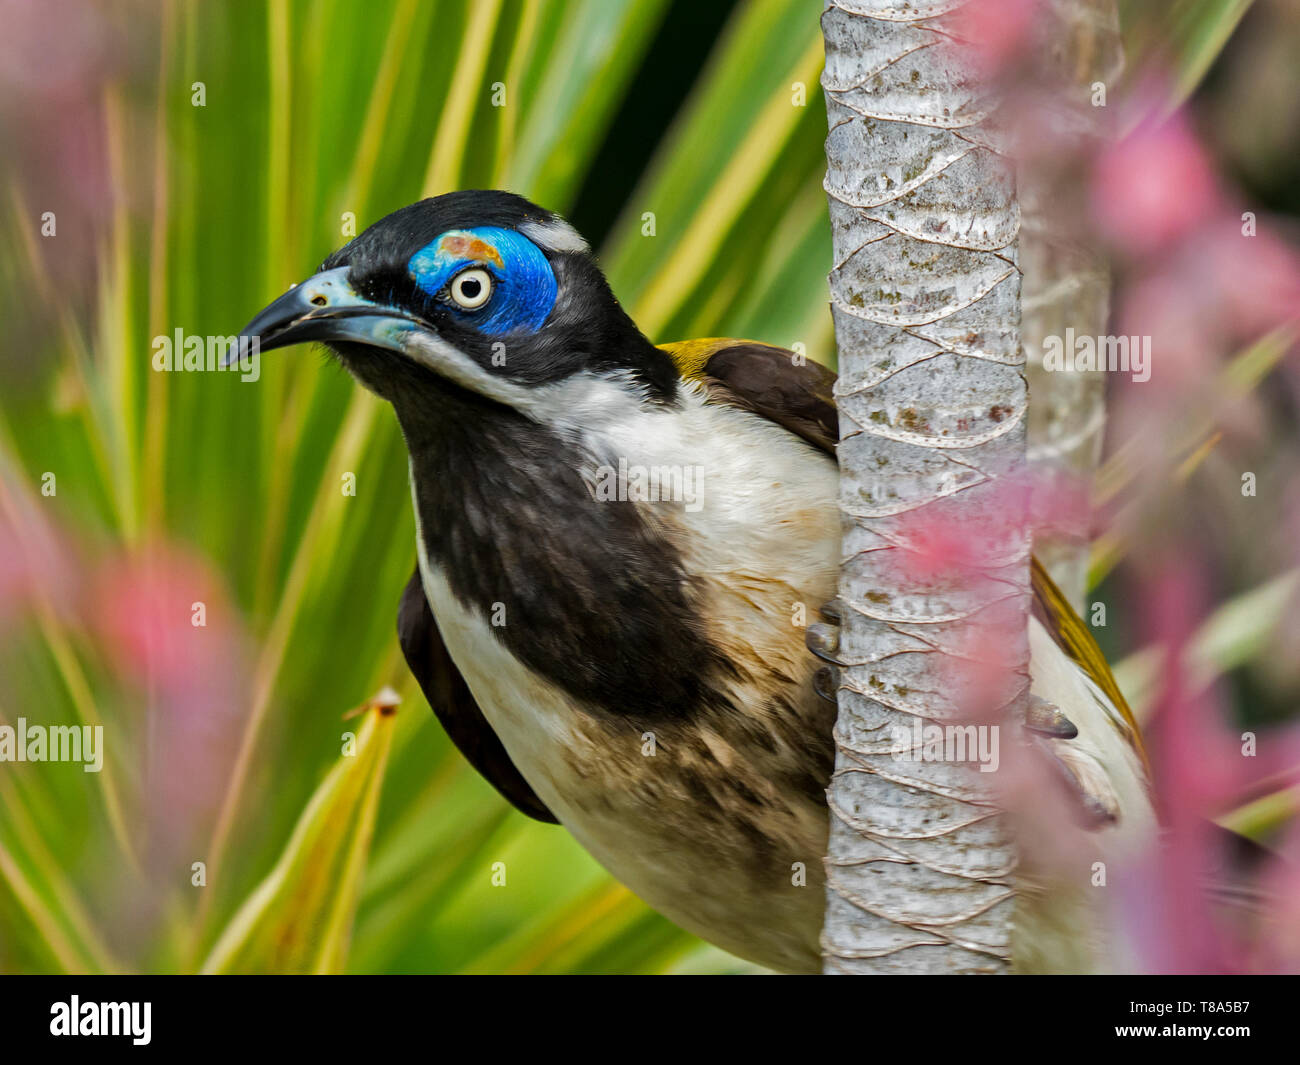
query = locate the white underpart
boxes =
[408,378,843,969]
[1026,618,1154,853]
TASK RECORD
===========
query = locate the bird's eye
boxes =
[448,268,493,310]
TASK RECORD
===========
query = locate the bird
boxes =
[238,189,1157,973]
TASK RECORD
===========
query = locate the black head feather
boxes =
[320,190,679,403]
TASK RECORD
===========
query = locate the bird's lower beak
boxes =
[231,266,421,365]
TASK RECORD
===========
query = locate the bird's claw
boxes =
[809,599,845,702]
[804,622,844,665]
[814,665,840,703]
[1021,694,1078,739]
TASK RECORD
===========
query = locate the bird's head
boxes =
[239,190,678,421]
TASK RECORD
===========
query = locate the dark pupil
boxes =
[459,277,481,300]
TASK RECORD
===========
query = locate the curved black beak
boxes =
[229,267,423,367]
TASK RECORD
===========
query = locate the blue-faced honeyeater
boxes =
[239,190,1166,973]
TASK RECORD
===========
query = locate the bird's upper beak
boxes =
[232,266,422,365]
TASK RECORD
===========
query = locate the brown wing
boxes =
[660,337,1148,769]
[659,338,838,454]
[397,567,558,823]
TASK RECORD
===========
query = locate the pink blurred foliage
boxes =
[881,468,1102,868]
[871,10,1300,977]
[1202,217,1300,340]
[1092,106,1224,259]
[885,470,1032,591]
[93,544,250,870]
[1122,556,1300,973]
[0,479,80,630]
[886,466,1092,592]
[879,470,1300,971]
[0,0,110,103]
[94,547,238,693]
[0,0,116,217]
[1077,80,1300,975]
[1103,95,1300,349]
[1112,217,1300,383]
[949,0,1044,78]
[0,0,160,346]
[1089,87,1300,501]
[1027,463,1094,546]
[885,496,1009,592]
[0,487,249,872]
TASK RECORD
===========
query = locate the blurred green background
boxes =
[0,0,1296,974]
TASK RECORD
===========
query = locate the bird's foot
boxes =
[805,598,845,661]
[808,598,846,703]
[1021,693,1078,739]
[813,665,840,704]
[804,622,842,665]
[818,597,842,624]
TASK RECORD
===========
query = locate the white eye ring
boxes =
[449,268,493,310]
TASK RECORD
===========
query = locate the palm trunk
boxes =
[1020,0,1123,611]
[819,0,1025,974]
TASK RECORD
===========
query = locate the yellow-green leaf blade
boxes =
[200,702,397,974]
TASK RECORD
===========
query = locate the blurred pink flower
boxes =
[93,546,237,692]
[0,0,109,102]
[884,467,1094,594]
[1027,464,1093,546]
[886,472,1033,591]
[0,483,253,874]
[1107,207,1300,469]
[92,544,250,866]
[1092,110,1222,258]
[950,0,1043,77]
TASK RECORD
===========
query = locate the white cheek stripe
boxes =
[401,331,535,408]
[401,332,658,437]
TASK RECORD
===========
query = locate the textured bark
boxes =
[819,0,1025,974]
[1020,0,1123,610]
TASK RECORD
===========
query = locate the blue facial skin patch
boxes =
[407,226,557,335]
